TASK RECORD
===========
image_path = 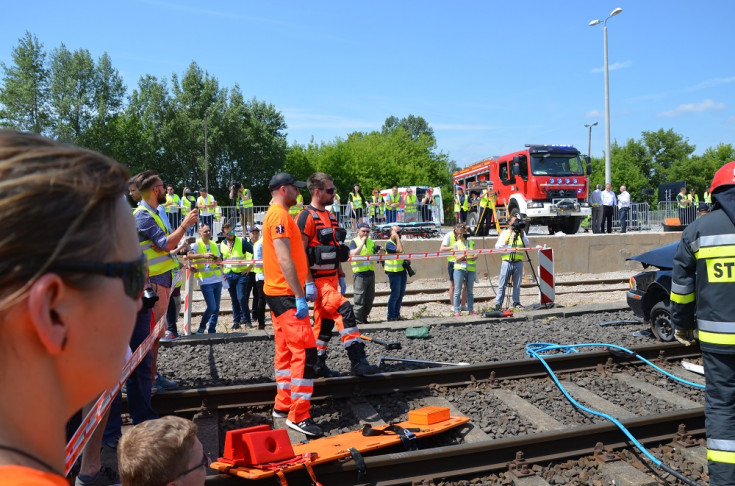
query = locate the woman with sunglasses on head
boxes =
[0,131,142,485]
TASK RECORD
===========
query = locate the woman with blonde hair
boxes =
[0,131,142,484]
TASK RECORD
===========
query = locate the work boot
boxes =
[346,342,379,376]
[313,354,340,378]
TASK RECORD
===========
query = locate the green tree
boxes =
[669,143,735,196]
[382,114,435,144]
[0,31,50,133]
[48,44,96,143]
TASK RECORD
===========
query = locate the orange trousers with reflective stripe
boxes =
[313,276,361,352]
[272,307,317,423]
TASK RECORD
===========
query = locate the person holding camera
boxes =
[297,173,378,378]
[453,232,477,316]
[385,225,409,321]
[350,222,381,324]
[493,215,529,310]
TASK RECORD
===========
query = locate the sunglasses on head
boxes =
[48,254,148,300]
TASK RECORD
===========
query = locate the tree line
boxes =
[1,32,731,211]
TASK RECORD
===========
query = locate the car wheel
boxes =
[650,301,674,342]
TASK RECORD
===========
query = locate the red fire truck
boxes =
[453,145,592,235]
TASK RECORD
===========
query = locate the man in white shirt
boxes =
[589,184,603,234]
[618,186,631,233]
[600,183,617,234]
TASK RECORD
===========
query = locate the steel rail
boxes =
[150,342,699,414]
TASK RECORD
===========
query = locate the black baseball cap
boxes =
[268,172,306,190]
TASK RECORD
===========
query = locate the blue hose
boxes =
[525,342,702,486]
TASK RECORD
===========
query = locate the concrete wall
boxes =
[344,232,683,283]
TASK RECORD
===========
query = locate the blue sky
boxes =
[2,1,733,167]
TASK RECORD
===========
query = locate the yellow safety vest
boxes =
[219,237,252,274]
[351,193,363,210]
[454,194,468,212]
[704,191,712,204]
[404,194,418,213]
[350,237,375,273]
[165,194,180,213]
[454,239,476,272]
[181,195,195,215]
[289,194,303,216]
[384,240,404,273]
[445,233,457,263]
[193,240,222,280]
[237,189,254,209]
[370,196,381,216]
[499,229,524,262]
[133,206,178,277]
[252,240,264,274]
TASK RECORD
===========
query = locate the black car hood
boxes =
[626,242,679,270]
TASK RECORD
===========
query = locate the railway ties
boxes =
[183,343,707,485]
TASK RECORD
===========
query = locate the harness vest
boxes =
[303,207,347,278]
[454,239,476,272]
[404,194,418,213]
[193,240,222,280]
[165,193,180,213]
[220,237,252,274]
[134,206,178,277]
[350,237,375,274]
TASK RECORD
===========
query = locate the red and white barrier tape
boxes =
[64,268,184,474]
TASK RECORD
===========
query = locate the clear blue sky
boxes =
[2,1,733,168]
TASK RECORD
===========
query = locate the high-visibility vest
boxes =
[370,196,381,216]
[704,191,712,204]
[351,193,363,210]
[193,240,222,280]
[454,194,468,212]
[181,195,195,215]
[384,241,404,273]
[499,229,524,262]
[350,237,375,273]
[252,240,264,275]
[454,239,476,272]
[197,194,215,215]
[220,237,252,274]
[404,194,418,213]
[165,193,180,213]
[133,206,178,277]
[387,193,400,209]
[289,194,303,216]
[445,233,457,262]
[677,193,689,209]
[237,189,254,209]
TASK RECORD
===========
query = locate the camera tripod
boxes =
[494,229,544,310]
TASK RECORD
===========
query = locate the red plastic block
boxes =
[220,424,295,466]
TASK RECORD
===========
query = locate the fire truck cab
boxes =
[454,145,592,235]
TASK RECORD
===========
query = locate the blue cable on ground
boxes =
[525,342,702,486]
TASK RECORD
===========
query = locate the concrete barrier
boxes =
[345,231,683,284]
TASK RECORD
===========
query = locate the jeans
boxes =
[385,209,397,224]
[453,268,475,313]
[225,272,250,324]
[199,281,222,333]
[387,270,407,319]
[200,214,213,231]
[619,207,629,233]
[494,260,523,307]
[103,307,157,444]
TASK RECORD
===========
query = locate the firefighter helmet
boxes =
[710,161,735,194]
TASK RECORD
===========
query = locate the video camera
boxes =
[511,218,526,232]
[185,190,200,198]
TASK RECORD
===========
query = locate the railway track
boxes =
[153,341,706,485]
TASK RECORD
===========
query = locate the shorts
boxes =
[448,262,455,281]
[353,208,363,219]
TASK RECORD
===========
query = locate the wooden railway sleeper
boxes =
[507,451,536,478]
[593,442,621,463]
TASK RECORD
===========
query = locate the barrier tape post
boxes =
[538,247,555,305]
[64,270,183,474]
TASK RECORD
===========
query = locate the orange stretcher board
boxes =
[210,407,469,481]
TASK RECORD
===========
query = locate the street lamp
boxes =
[584,121,598,159]
[589,7,622,186]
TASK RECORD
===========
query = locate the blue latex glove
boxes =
[295,297,309,319]
[339,276,347,295]
[305,281,317,302]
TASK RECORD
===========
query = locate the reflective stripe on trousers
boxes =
[704,351,735,485]
[312,276,362,353]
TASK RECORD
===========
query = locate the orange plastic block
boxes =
[665,217,681,226]
[408,406,450,425]
[220,424,295,466]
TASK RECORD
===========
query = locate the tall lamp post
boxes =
[204,109,209,194]
[584,122,598,159]
[589,7,622,186]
